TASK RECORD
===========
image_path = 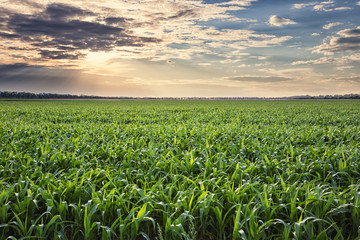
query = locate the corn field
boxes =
[0,100,360,239]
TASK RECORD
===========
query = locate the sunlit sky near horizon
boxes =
[1,0,360,97]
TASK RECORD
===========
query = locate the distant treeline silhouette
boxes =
[0,91,360,100]
[0,91,132,99]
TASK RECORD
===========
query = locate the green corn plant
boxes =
[1,100,360,239]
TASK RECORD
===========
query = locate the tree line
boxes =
[0,91,360,100]
[0,91,132,99]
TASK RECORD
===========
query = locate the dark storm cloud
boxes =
[0,3,161,57]
[226,76,292,82]
[139,8,198,27]
[10,0,43,9]
[105,17,132,25]
[340,28,360,36]
[317,37,360,53]
[0,16,7,25]
[7,14,124,41]
[315,27,360,54]
[39,50,85,59]
[42,3,94,20]
[0,9,11,27]
[168,9,197,19]
[336,37,360,44]
[0,32,20,39]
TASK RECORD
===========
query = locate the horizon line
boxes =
[1,91,360,100]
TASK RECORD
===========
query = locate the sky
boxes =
[0,0,360,97]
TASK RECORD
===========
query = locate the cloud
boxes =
[39,50,86,60]
[268,15,297,27]
[334,76,360,82]
[168,9,198,19]
[258,67,324,81]
[332,7,352,10]
[0,0,292,66]
[292,57,349,65]
[338,28,360,36]
[0,32,20,39]
[105,17,131,25]
[293,1,352,12]
[336,66,354,71]
[42,3,94,20]
[226,76,292,82]
[313,2,333,11]
[292,53,360,65]
[198,63,212,66]
[358,1,360,6]
[313,26,360,54]
[292,2,317,9]
[313,1,352,12]
[257,56,268,60]
[323,22,343,30]
[3,7,161,51]
[0,3,161,61]
[312,33,320,36]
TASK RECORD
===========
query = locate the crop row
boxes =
[0,100,359,239]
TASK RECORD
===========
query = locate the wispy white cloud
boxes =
[293,0,333,11]
[292,53,360,65]
[225,75,292,82]
[293,1,352,12]
[292,2,317,9]
[323,22,343,30]
[257,56,268,60]
[259,67,322,78]
[333,76,360,82]
[314,2,351,12]
[292,57,349,65]
[267,15,297,27]
[333,7,352,10]
[336,65,354,71]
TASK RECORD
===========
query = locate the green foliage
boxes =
[0,100,360,239]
